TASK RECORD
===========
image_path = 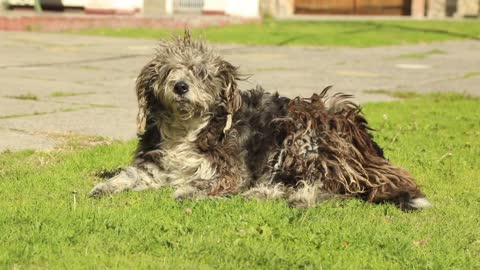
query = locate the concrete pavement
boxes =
[1,31,479,151]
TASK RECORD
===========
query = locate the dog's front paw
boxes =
[242,184,286,201]
[89,183,111,198]
[288,190,332,209]
[173,186,207,201]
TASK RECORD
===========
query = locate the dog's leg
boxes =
[287,181,333,208]
[89,163,166,197]
[242,183,286,201]
[173,177,216,200]
[173,184,209,200]
[174,172,247,201]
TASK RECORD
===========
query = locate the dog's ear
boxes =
[217,60,242,133]
[183,28,191,45]
[135,62,156,135]
[218,60,242,114]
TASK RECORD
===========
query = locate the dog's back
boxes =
[90,33,430,210]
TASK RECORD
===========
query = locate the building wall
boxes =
[85,0,142,14]
[143,0,167,15]
[427,0,480,18]
[259,0,294,17]
[446,0,457,16]
[203,0,226,14]
[259,0,275,16]
[5,0,142,10]
[225,0,259,17]
[5,0,35,5]
[427,0,447,17]
[204,0,260,17]
[456,0,479,17]
[411,0,426,17]
[62,0,86,7]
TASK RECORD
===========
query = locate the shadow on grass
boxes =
[341,24,382,34]
[369,22,480,41]
[275,21,480,46]
[277,35,306,45]
[331,21,480,41]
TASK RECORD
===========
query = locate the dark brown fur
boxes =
[186,86,425,209]
[267,88,424,208]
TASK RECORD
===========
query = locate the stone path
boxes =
[1,31,479,151]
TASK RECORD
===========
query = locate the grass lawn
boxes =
[70,19,480,47]
[0,92,479,269]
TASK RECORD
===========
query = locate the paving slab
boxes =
[0,128,55,151]
[0,108,136,141]
[0,31,479,152]
[0,97,87,117]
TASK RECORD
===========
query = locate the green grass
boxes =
[69,20,480,47]
[395,49,447,59]
[1,93,479,269]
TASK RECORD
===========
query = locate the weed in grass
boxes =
[389,91,422,99]
[1,93,479,269]
[73,80,104,86]
[462,71,480,79]
[78,65,100,70]
[50,91,95,97]
[0,107,88,119]
[395,49,446,59]
[89,103,118,108]
[25,25,40,32]
[19,75,57,82]
[0,111,50,119]
[255,67,290,72]
[6,93,39,101]
[436,71,480,82]
[363,89,422,99]
[365,90,393,97]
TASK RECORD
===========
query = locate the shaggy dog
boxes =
[89,32,431,210]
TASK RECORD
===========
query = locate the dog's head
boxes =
[136,31,242,134]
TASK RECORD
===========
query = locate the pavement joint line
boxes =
[0,53,149,69]
[0,106,92,119]
[2,127,32,135]
[3,126,105,138]
[418,74,478,85]
[17,98,119,108]
[2,95,109,108]
[43,98,119,108]
[0,127,113,146]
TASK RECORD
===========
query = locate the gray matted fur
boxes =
[89,31,431,210]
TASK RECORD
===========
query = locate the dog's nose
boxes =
[174,81,189,95]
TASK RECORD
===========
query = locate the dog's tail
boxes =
[408,197,433,210]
